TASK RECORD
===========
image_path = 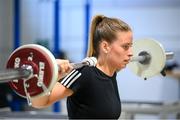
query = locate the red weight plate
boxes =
[6,44,58,98]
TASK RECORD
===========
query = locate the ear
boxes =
[101,41,110,53]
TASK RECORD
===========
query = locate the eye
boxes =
[122,45,129,50]
[121,44,132,50]
[121,45,129,50]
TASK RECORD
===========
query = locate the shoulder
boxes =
[59,66,95,89]
[79,66,95,74]
[74,66,95,81]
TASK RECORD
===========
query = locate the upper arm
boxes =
[47,82,73,105]
[31,68,85,108]
[47,68,85,106]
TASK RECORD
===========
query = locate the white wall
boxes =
[21,0,54,48]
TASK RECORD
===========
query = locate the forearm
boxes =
[22,59,73,109]
[31,95,51,109]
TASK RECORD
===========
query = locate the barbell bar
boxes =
[130,51,174,63]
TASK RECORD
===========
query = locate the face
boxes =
[106,31,133,70]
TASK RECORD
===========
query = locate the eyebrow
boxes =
[122,42,132,45]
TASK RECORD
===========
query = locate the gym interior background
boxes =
[0,0,180,119]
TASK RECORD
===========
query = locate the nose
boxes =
[128,47,133,58]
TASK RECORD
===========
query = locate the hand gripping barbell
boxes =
[0,39,174,105]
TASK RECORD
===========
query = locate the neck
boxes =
[96,58,116,77]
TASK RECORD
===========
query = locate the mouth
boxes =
[124,59,130,64]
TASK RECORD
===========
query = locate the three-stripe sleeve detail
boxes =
[60,69,82,88]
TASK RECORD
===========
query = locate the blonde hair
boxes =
[87,15,132,57]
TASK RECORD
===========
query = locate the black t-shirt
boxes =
[60,66,121,119]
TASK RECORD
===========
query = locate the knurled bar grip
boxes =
[0,68,31,83]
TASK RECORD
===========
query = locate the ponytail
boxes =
[87,15,105,57]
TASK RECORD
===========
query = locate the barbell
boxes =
[0,44,97,105]
[0,38,174,105]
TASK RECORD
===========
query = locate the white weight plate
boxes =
[127,39,166,79]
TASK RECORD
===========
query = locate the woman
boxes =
[31,15,133,119]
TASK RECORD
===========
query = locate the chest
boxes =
[77,78,120,107]
[81,79,121,117]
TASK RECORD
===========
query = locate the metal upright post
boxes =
[53,0,61,113]
[53,0,61,58]
[84,0,91,56]
[13,0,21,49]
